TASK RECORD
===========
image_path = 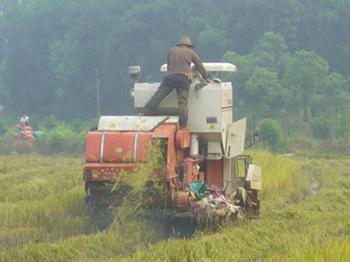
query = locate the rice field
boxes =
[0,151,349,261]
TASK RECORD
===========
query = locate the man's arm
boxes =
[191,51,209,81]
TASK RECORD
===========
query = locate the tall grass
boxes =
[1,151,349,261]
[248,150,306,206]
[284,238,350,262]
[0,155,89,251]
[116,157,350,262]
[0,155,82,202]
[0,145,165,260]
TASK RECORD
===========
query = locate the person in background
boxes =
[144,35,210,129]
[20,114,29,125]
[16,114,35,139]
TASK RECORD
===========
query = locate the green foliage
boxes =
[42,115,60,130]
[0,120,8,136]
[334,115,350,140]
[245,67,286,118]
[27,115,40,130]
[282,50,329,111]
[311,116,332,140]
[0,115,88,154]
[288,135,315,154]
[0,0,350,121]
[259,118,286,152]
[49,37,81,84]
[0,1,350,146]
[222,30,350,146]
[70,118,85,132]
[197,27,231,59]
[45,124,83,153]
[252,32,289,74]
[47,129,65,151]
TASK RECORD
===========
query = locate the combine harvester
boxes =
[83,63,261,224]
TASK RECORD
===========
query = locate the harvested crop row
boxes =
[0,151,308,261]
[115,159,350,261]
[0,155,83,202]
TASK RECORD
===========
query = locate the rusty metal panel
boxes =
[85,132,102,162]
[206,159,223,189]
[103,132,135,162]
[154,124,177,181]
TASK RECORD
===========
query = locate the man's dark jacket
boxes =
[167,46,208,81]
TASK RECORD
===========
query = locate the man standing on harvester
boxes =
[145,35,209,129]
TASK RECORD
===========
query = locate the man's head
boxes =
[176,35,194,48]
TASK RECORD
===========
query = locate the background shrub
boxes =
[259,118,286,152]
[311,116,332,140]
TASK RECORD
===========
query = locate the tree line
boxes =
[0,0,349,144]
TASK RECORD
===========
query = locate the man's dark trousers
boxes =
[145,73,190,128]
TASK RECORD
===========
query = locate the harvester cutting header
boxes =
[83,61,262,221]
